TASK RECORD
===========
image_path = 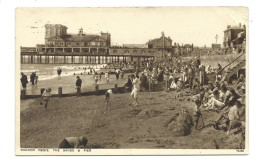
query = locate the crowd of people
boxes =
[119,57,246,136]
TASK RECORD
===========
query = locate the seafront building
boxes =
[20,24,197,64]
[223,23,246,54]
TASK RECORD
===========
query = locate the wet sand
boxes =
[22,73,129,95]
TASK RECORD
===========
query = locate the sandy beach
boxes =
[20,90,245,149]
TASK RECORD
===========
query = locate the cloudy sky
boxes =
[16,7,248,48]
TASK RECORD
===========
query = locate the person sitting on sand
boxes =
[219,86,232,104]
[124,75,133,91]
[41,88,52,110]
[204,88,225,111]
[59,136,88,148]
[213,99,245,135]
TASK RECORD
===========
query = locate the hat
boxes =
[76,76,80,78]
[108,89,112,94]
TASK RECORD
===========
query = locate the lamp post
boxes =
[215,34,218,43]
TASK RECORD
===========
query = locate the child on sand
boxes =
[59,136,88,148]
[41,88,52,110]
[104,89,112,112]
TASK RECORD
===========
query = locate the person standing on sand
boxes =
[20,72,28,90]
[59,136,88,148]
[193,92,205,130]
[104,89,112,112]
[75,76,82,95]
[41,88,52,110]
[120,69,125,79]
[99,72,102,80]
[34,74,38,87]
[57,67,62,79]
[130,74,140,107]
[30,72,36,86]
[105,72,110,84]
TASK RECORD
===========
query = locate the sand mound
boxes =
[128,108,142,115]
[138,109,162,119]
[87,141,120,148]
[168,112,193,136]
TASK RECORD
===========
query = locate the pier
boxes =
[20,52,154,64]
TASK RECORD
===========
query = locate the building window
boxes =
[90,42,95,46]
[125,50,129,53]
[113,50,117,54]
[133,50,137,54]
[142,50,145,54]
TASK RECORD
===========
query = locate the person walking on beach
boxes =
[105,72,110,84]
[57,67,62,79]
[75,76,82,96]
[30,72,36,86]
[94,74,99,84]
[115,69,120,80]
[20,72,28,90]
[41,88,52,110]
[83,67,87,75]
[34,74,38,87]
[130,74,140,107]
[104,89,112,113]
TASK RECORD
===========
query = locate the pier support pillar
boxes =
[31,55,33,64]
[21,90,26,99]
[114,84,118,93]
[95,84,99,95]
[40,55,42,64]
[98,56,100,64]
[58,87,63,98]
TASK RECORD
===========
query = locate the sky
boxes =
[16,7,248,48]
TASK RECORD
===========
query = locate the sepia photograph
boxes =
[15,7,248,155]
